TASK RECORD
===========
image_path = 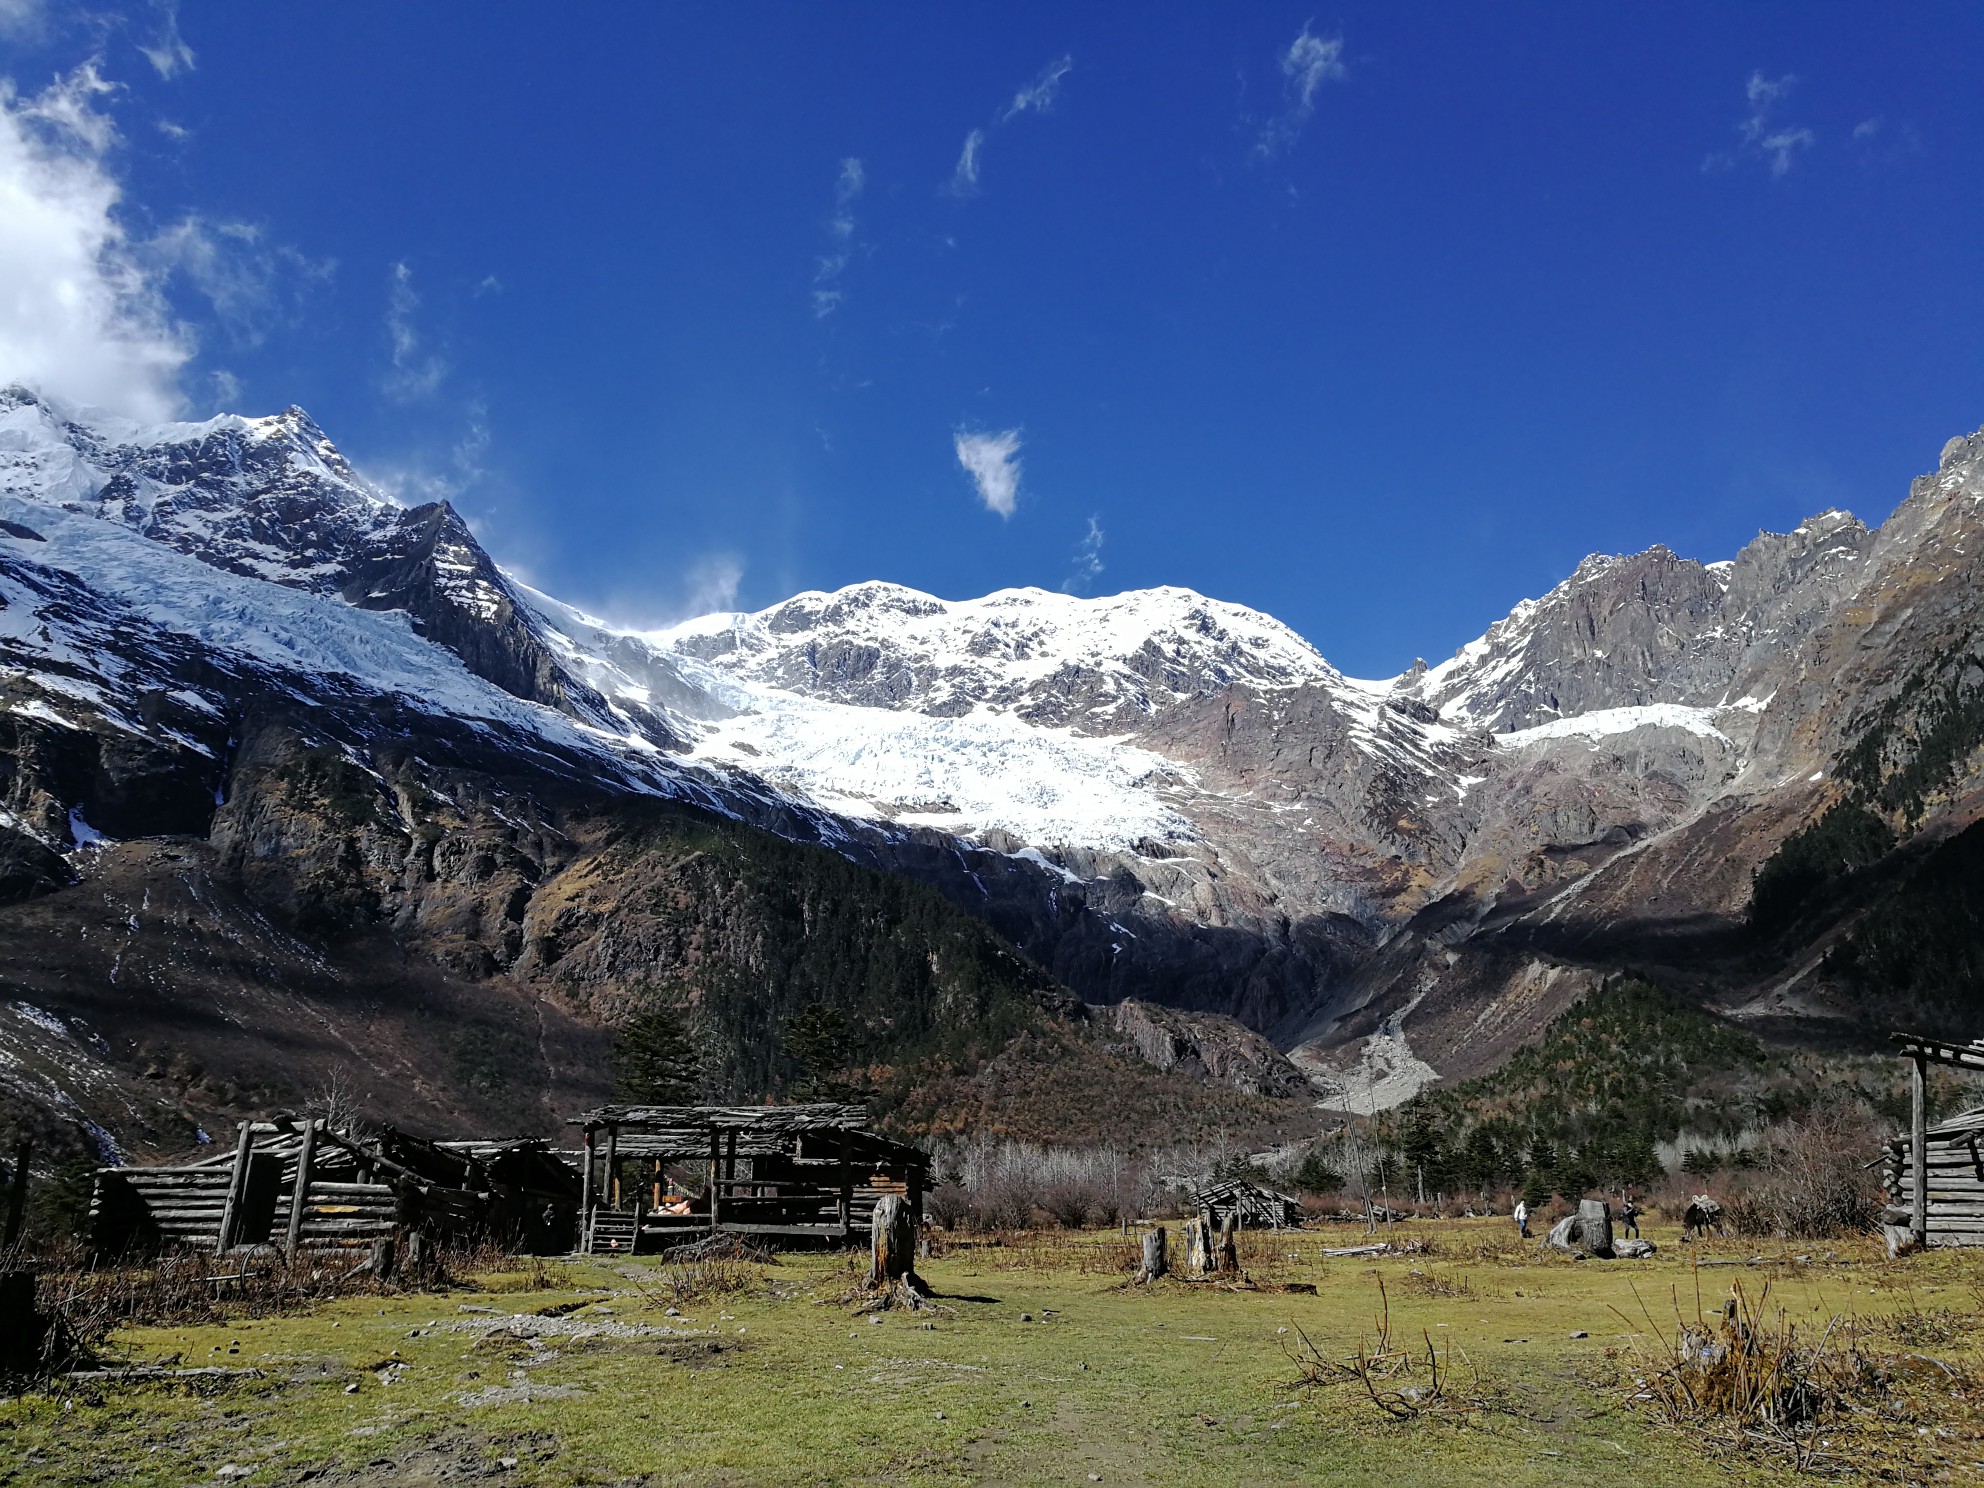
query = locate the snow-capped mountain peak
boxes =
[658,579,1343,729]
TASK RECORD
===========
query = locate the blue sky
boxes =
[2,4,1980,676]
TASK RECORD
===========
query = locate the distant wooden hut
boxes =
[88,1117,579,1257]
[1196,1177,1303,1230]
[572,1104,928,1255]
[1885,1034,1984,1254]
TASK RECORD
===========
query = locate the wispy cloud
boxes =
[945,54,1073,197]
[812,156,864,318]
[147,216,334,349]
[681,552,744,616]
[0,63,192,419]
[382,260,447,401]
[1064,515,1104,593]
[946,128,985,197]
[1001,54,1072,123]
[1704,71,1814,178]
[954,428,1022,518]
[137,1,194,80]
[1256,25,1345,158]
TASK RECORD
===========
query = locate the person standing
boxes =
[1620,1195,1640,1239]
[1513,1198,1530,1239]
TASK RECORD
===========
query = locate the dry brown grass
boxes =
[1615,1275,1984,1475]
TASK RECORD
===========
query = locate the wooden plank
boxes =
[1912,1051,1929,1247]
[214,1123,255,1255]
[283,1119,318,1259]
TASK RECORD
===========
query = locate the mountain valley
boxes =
[3,384,1982,1161]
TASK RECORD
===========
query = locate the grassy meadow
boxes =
[5,1218,1983,1486]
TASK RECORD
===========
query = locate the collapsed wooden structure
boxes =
[88,1117,580,1256]
[573,1104,927,1255]
[1195,1177,1303,1230]
[1886,1033,1984,1253]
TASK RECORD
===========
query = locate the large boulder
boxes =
[1614,1237,1657,1258]
[1547,1198,1615,1258]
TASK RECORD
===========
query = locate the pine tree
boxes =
[784,1004,866,1103]
[613,1005,700,1104]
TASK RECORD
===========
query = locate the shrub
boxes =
[1726,1105,1880,1238]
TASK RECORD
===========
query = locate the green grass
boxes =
[5,1221,1980,1486]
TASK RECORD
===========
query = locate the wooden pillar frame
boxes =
[284,1119,319,1259]
[1912,1050,1929,1249]
[215,1121,256,1255]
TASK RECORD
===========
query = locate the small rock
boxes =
[498,1458,518,1469]
[1019,1313,1032,1322]
[1570,1331,1589,1340]
[934,1410,945,1420]
[868,1315,884,1325]
[1020,1400,1031,1408]
[342,1382,359,1394]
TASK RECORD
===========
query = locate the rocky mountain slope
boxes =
[2,382,1981,1160]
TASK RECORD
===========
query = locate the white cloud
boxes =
[1002,54,1071,122]
[0,0,47,39]
[945,54,1074,197]
[1256,26,1345,157]
[947,128,984,197]
[137,1,194,80]
[206,366,240,408]
[954,428,1022,518]
[1705,71,1814,177]
[681,552,743,615]
[812,156,864,318]
[1852,116,1883,141]
[147,216,333,348]
[0,63,192,420]
[1064,515,1104,593]
[382,260,447,401]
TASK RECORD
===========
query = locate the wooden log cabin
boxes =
[88,1117,581,1256]
[1196,1177,1304,1230]
[1884,1034,1984,1254]
[573,1104,928,1255]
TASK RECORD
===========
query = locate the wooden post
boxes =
[837,1129,853,1240]
[605,1124,620,1210]
[578,1125,595,1248]
[215,1121,255,1254]
[651,1157,661,1212]
[724,1129,738,1202]
[283,1119,319,1259]
[2,1139,29,1251]
[708,1128,722,1233]
[1912,1050,1929,1248]
[1138,1225,1167,1281]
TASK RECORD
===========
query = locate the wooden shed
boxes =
[1885,1034,1984,1254]
[572,1103,928,1255]
[88,1117,580,1257]
[1196,1177,1304,1231]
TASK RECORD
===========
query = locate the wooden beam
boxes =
[3,1139,29,1251]
[708,1129,721,1234]
[283,1119,319,1259]
[578,1125,595,1242]
[214,1122,256,1254]
[1913,1050,1930,1248]
[605,1124,619,1211]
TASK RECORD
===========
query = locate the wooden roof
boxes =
[1892,1033,1984,1072]
[571,1103,872,1133]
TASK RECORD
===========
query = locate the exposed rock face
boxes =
[1091,999,1310,1098]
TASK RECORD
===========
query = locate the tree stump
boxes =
[870,1193,914,1286]
[1184,1213,1213,1276]
[363,1235,396,1282]
[1138,1226,1167,1282]
[859,1194,938,1311]
[1215,1216,1239,1276]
